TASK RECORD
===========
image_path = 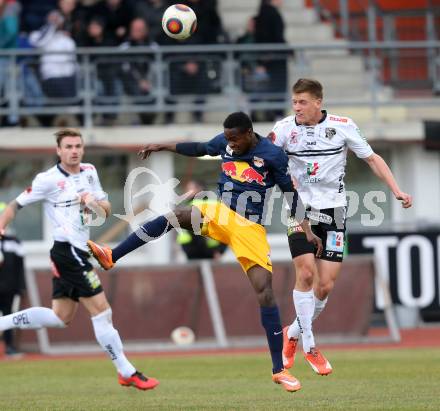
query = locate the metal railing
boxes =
[0,42,439,127]
[312,0,439,42]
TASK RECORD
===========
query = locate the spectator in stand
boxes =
[134,0,169,43]
[29,9,78,127]
[254,0,287,121]
[16,33,46,120]
[19,0,57,33]
[163,0,225,123]
[57,0,88,44]
[0,0,19,126]
[236,16,256,46]
[236,16,271,122]
[91,0,133,44]
[78,16,118,125]
[119,18,157,125]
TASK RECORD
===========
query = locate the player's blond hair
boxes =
[292,78,323,100]
[54,128,83,147]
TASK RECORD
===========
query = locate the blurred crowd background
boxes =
[0,0,292,126]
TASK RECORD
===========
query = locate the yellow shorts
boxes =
[193,201,272,273]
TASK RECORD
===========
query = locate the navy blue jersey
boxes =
[205,133,293,225]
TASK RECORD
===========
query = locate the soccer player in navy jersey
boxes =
[88,112,322,392]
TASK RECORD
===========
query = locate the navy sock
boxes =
[112,216,172,262]
[260,305,284,374]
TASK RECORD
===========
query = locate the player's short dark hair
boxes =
[292,78,323,100]
[54,128,83,147]
[223,112,253,132]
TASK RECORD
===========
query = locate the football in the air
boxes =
[162,4,197,40]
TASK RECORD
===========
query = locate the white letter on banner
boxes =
[397,235,435,308]
[361,191,386,227]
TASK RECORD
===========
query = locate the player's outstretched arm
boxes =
[272,147,323,256]
[80,193,111,219]
[364,153,412,208]
[280,182,323,257]
[138,142,210,160]
[138,143,178,160]
[0,200,19,236]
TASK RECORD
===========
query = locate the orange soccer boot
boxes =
[118,371,159,391]
[87,240,114,270]
[282,326,298,369]
[304,348,332,376]
[272,369,301,393]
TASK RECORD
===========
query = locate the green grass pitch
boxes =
[0,348,439,410]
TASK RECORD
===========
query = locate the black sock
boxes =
[112,216,172,262]
[260,305,284,373]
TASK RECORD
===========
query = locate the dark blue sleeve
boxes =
[270,147,306,221]
[205,134,226,156]
[176,142,208,157]
[271,147,292,190]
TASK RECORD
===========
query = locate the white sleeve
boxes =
[345,120,374,159]
[268,121,288,148]
[29,24,57,48]
[91,169,108,202]
[16,173,50,207]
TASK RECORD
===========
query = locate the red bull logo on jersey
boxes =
[222,162,237,177]
[241,167,266,185]
[222,161,267,186]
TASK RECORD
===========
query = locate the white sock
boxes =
[91,308,136,378]
[313,295,328,321]
[292,289,315,353]
[287,318,301,340]
[288,295,328,340]
[0,307,65,331]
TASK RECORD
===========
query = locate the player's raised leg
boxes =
[315,259,342,302]
[81,292,159,390]
[0,306,67,332]
[290,254,332,375]
[285,232,332,375]
[88,215,175,270]
[88,206,202,270]
[284,292,328,370]
[247,265,301,393]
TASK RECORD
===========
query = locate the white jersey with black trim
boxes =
[270,111,374,210]
[16,163,107,251]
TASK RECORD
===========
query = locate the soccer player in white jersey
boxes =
[270,78,412,375]
[0,129,158,391]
